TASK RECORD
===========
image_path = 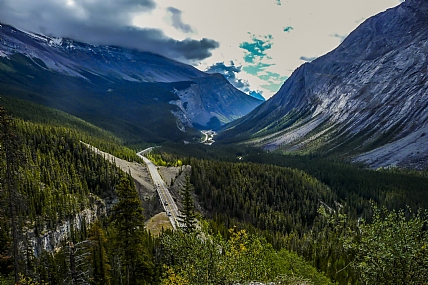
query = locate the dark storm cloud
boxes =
[171,37,219,60]
[0,0,218,62]
[206,61,241,80]
[205,61,252,93]
[166,7,194,33]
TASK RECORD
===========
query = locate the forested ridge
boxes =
[150,147,428,284]
[1,97,428,285]
[0,100,332,284]
[190,159,334,233]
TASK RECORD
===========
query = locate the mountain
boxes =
[0,23,262,144]
[219,0,428,169]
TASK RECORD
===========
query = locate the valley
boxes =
[1,83,428,285]
[0,0,427,284]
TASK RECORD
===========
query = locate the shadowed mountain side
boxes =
[0,23,263,144]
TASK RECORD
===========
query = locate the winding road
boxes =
[83,143,180,230]
[137,149,181,230]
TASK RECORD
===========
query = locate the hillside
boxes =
[2,97,428,284]
[0,23,262,144]
[219,0,428,169]
[0,99,334,285]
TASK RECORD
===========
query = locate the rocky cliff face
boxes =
[220,0,428,169]
[170,74,264,129]
[27,195,106,257]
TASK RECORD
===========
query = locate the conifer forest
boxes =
[1,99,428,285]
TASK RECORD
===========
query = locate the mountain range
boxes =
[0,23,263,144]
[219,0,428,169]
[1,0,427,169]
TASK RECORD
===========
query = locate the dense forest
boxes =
[1,97,428,285]
[0,100,332,284]
[148,146,428,284]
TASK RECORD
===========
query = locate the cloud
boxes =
[299,56,317,62]
[205,61,267,98]
[166,7,194,33]
[0,0,218,62]
[258,71,288,93]
[206,61,250,92]
[283,26,294,33]
[243,62,272,76]
[205,61,241,79]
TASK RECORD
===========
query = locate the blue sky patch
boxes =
[259,71,289,92]
[239,34,273,64]
[283,26,294,33]
[239,34,289,95]
[243,62,272,75]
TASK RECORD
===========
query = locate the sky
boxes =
[0,0,404,99]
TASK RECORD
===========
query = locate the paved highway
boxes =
[137,149,181,230]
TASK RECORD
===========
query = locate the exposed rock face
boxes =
[220,0,428,169]
[27,196,106,257]
[171,74,263,129]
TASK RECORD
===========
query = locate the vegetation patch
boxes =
[145,212,173,236]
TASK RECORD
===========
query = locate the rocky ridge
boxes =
[221,0,428,169]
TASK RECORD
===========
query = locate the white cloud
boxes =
[115,0,404,98]
[1,0,402,99]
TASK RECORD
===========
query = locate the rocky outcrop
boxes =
[26,195,106,257]
[171,74,263,129]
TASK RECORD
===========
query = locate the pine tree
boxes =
[109,176,149,285]
[0,218,12,276]
[0,106,24,283]
[88,222,111,285]
[178,175,197,233]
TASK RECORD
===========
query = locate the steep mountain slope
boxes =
[219,0,428,169]
[0,23,262,143]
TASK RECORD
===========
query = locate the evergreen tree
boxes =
[178,175,197,233]
[0,218,12,276]
[0,105,24,283]
[109,176,151,285]
[87,222,111,285]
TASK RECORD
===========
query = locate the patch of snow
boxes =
[66,43,75,50]
[0,50,9,58]
[18,29,48,42]
[48,37,63,47]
